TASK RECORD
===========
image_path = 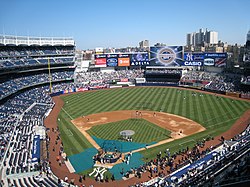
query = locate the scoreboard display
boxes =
[94,50,227,68]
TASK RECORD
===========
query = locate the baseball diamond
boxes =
[53,87,250,184]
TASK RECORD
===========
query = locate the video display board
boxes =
[204,53,227,67]
[130,53,150,66]
[183,53,204,66]
[150,46,184,66]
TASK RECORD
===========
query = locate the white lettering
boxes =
[184,61,202,66]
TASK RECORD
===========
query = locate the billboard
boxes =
[183,53,204,66]
[150,46,184,66]
[204,53,227,67]
[94,54,107,67]
[130,53,150,66]
[118,54,130,66]
[106,54,118,67]
[32,135,40,163]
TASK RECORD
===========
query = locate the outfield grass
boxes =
[87,118,171,143]
[58,87,250,159]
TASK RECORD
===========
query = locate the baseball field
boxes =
[57,87,250,163]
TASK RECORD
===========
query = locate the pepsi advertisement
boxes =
[106,54,118,67]
[183,53,204,66]
[204,53,227,67]
[130,53,150,66]
[150,46,184,66]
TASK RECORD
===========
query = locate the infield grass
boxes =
[87,118,171,143]
[58,87,250,159]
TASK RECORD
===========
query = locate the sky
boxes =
[0,0,249,49]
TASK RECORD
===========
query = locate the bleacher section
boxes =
[0,43,75,71]
[0,83,77,187]
[0,71,74,100]
[180,70,244,93]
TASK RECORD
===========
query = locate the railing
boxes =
[0,35,75,46]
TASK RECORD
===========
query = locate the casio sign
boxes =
[184,61,202,66]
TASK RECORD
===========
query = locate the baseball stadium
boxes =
[0,34,250,187]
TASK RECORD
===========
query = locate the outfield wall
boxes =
[49,83,249,100]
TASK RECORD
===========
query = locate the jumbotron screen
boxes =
[150,46,184,66]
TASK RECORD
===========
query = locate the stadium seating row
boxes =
[0,57,74,68]
[0,71,74,100]
[0,46,74,57]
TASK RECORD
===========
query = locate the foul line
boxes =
[179,139,196,146]
[61,107,73,120]
[202,111,237,124]
[207,117,238,128]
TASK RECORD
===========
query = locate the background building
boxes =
[246,30,250,49]
[186,28,218,47]
[139,40,149,49]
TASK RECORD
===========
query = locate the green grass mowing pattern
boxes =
[59,87,250,157]
[87,118,171,143]
[58,110,93,156]
[140,117,238,161]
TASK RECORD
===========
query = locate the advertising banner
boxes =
[150,46,184,66]
[94,54,107,67]
[183,53,204,66]
[106,54,118,67]
[118,54,130,66]
[204,53,227,67]
[130,53,150,66]
[76,87,88,92]
[32,135,40,163]
[120,78,129,82]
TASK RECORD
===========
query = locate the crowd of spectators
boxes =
[0,71,74,100]
[241,76,250,84]
[75,69,144,87]
[129,124,250,187]
[0,46,74,57]
[0,82,78,187]
[180,70,243,93]
[204,73,241,93]
[0,86,53,176]
[0,46,75,69]
[180,71,216,82]
[0,57,74,68]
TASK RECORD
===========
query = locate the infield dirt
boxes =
[71,110,206,152]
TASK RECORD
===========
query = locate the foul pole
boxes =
[48,57,52,93]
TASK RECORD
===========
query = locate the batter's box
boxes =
[66,129,73,136]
